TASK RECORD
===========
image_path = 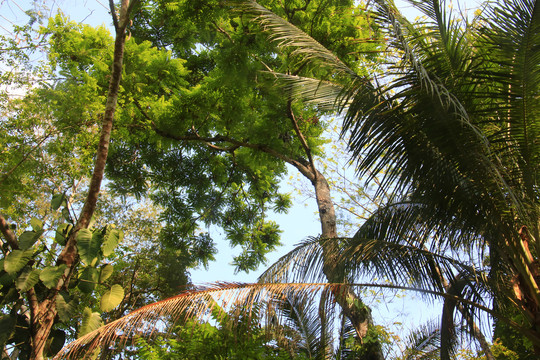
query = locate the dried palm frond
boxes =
[54,281,527,359]
[54,282,334,359]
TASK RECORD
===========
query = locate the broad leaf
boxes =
[78,267,99,293]
[56,292,76,323]
[15,268,41,292]
[55,224,72,246]
[79,307,103,338]
[18,230,44,250]
[99,264,114,283]
[4,249,34,275]
[62,207,71,222]
[30,217,43,232]
[0,314,16,348]
[0,271,15,287]
[0,288,19,306]
[101,227,123,257]
[100,284,124,312]
[45,329,66,357]
[77,229,101,266]
[40,265,67,289]
[51,193,67,211]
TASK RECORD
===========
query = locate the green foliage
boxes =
[0,1,384,358]
[492,313,535,359]
[4,249,34,275]
[51,193,67,211]
[100,284,125,312]
[134,305,309,360]
[0,194,126,357]
[99,264,114,283]
[40,265,67,289]
[0,314,17,349]
[15,268,41,292]
[55,223,72,246]
[78,267,99,293]
[102,226,124,257]
[18,229,43,250]
[77,229,100,266]
[44,329,67,357]
[224,0,540,357]
[102,0,382,273]
[79,307,104,337]
[489,339,520,360]
[56,292,77,323]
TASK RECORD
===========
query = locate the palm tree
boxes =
[341,0,540,357]
[230,0,540,356]
[54,0,540,358]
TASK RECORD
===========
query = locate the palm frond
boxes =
[258,237,327,284]
[232,0,357,78]
[479,0,540,224]
[259,72,347,111]
[53,282,334,359]
[343,0,539,269]
[345,0,497,192]
[409,0,473,75]
[402,321,442,360]
[260,225,489,305]
[277,292,322,358]
[55,281,539,359]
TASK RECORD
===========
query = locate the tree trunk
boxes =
[311,171,385,360]
[284,155,384,358]
[30,300,56,360]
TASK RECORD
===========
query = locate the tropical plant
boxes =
[0,1,137,359]
[54,282,394,359]
[110,0,386,355]
[129,292,362,360]
[28,0,540,358]
[2,0,387,358]
[340,0,540,357]
[239,0,540,357]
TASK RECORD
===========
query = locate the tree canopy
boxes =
[3,0,539,359]
[1,0,386,358]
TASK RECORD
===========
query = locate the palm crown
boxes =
[242,0,540,352]
[343,0,540,356]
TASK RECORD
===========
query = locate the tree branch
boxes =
[286,102,316,176]
[109,0,119,31]
[213,21,233,41]
[0,213,19,250]
[57,0,132,271]
[152,124,316,182]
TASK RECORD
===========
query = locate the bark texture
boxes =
[311,170,384,360]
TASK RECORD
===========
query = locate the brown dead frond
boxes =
[55,280,521,359]
[54,282,341,359]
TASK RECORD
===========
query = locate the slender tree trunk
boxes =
[312,171,384,360]
[27,2,133,359]
[282,155,384,358]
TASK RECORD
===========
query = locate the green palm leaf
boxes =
[233,0,357,77]
[401,321,442,360]
[260,72,346,111]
